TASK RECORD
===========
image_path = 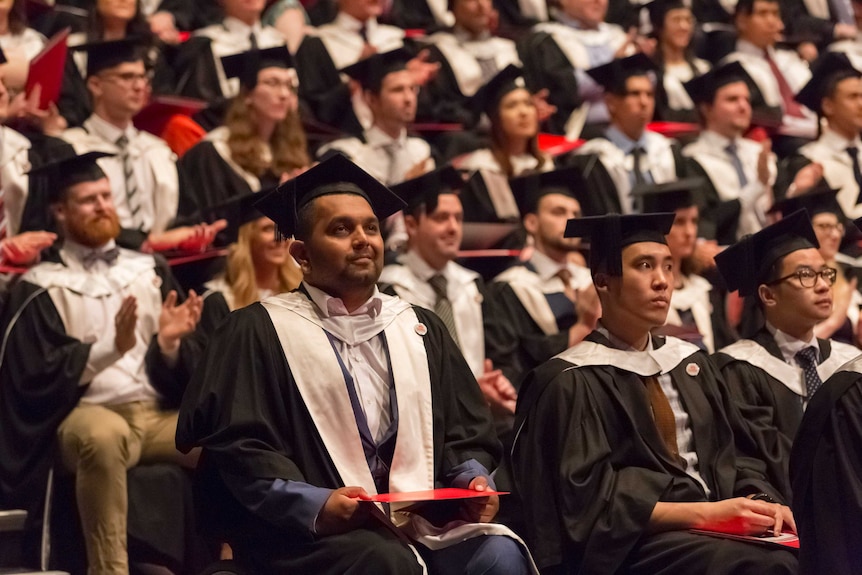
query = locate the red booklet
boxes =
[369,488,509,503]
[26,27,70,110]
[689,529,800,549]
[134,95,208,136]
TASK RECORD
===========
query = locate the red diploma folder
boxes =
[689,529,800,549]
[133,95,208,136]
[26,27,70,110]
[368,488,509,503]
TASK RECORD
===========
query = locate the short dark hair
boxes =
[823,70,862,109]
[294,198,317,242]
[735,0,779,17]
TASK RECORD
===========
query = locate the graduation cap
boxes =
[646,0,689,32]
[714,209,819,296]
[471,64,527,118]
[221,45,294,91]
[631,178,705,214]
[586,53,657,96]
[341,47,412,93]
[253,153,405,239]
[795,52,862,115]
[74,37,148,78]
[683,61,756,105]
[28,151,113,202]
[563,212,675,275]
[390,165,465,215]
[508,166,589,217]
[768,180,844,218]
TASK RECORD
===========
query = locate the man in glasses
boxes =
[713,209,861,502]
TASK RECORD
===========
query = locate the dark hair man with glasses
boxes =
[712,209,861,502]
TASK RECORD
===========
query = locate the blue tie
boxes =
[795,346,823,399]
[726,141,748,188]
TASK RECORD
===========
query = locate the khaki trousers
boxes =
[57,400,197,575]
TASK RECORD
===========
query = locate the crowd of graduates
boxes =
[1,0,862,572]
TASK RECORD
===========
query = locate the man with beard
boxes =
[379,167,518,418]
[510,212,798,575]
[62,38,223,252]
[483,167,600,388]
[712,210,860,502]
[176,154,532,575]
[0,152,205,575]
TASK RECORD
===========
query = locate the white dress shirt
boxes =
[304,282,393,442]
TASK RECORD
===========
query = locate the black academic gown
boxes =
[682,156,746,244]
[510,331,791,574]
[713,327,860,502]
[177,139,280,219]
[0,253,195,533]
[790,365,862,575]
[176,299,501,573]
[482,277,571,387]
[517,30,582,136]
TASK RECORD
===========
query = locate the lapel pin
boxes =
[415,323,428,336]
[686,363,700,377]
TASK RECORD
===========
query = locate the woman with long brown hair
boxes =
[178,45,310,218]
[458,65,552,178]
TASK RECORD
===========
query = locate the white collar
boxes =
[401,249,450,282]
[333,11,377,34]
[596,322,652,352]
[819,126,862,152]
[452,25,491,43]
[365,124,407,148]
[766,321,819,364]
[223,16,263,36]
[86,113,135,146]
[529,249,584,282]
[303,281,383,319]
[698,129,740,150]
[61,238,118,268]
[736,38,773,58]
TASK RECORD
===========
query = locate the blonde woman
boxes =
[178,45,310,218]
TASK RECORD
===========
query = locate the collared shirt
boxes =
[81,114,156,232]
[606,124,654,191]
[597,324,711,496]
[528,248,592,288]
[303,282,392,442]
[766,321,820,367]
[383,250,485,377]
[59,239,162,405]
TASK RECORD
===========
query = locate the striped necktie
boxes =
[116,135,143,229]
[429,273,460,346]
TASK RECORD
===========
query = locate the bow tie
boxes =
[82,246,120,269]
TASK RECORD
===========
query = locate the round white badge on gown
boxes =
[686,363,700,376]
[415,323,428,336]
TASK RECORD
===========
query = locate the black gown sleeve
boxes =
[517,31,582,136]
[172,37,231,130]
[683,156,741,245]
[0,281,89,516]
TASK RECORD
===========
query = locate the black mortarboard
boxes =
[253,153,405,238]
[390,166,465,214]
[586,53,657,95]
[683,61,755,105]
[631,178,705,214]
[28,151,113,202]
[564,212,675,275]
[0,46,6,66]
[795,52,862,115]
[508,166,589,217]
[75,37,147,77]
[646,0,689,32]
[471,64,527,118]
[768,180,844,218]
[341,47,412,92]
[221,45,294,91]
[199,191,268,244]
[714,209,819,296]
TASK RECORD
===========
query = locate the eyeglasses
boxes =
[767,267,838,288]
[813,221,845,235]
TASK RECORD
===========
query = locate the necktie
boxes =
[82,246,120,269]
[631,146,647,186]
[381,142,401,185]
[763,50,805,118]
[249,31,258,50]
[476,57,498,83]
[116,135,143,230]
[643,374,681,460]
[556,268,577,303]
[725,141,749,188]
[429,274,460,346]
[847,147,862,203]
[358,22,369,44]
[796,346,823,399]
